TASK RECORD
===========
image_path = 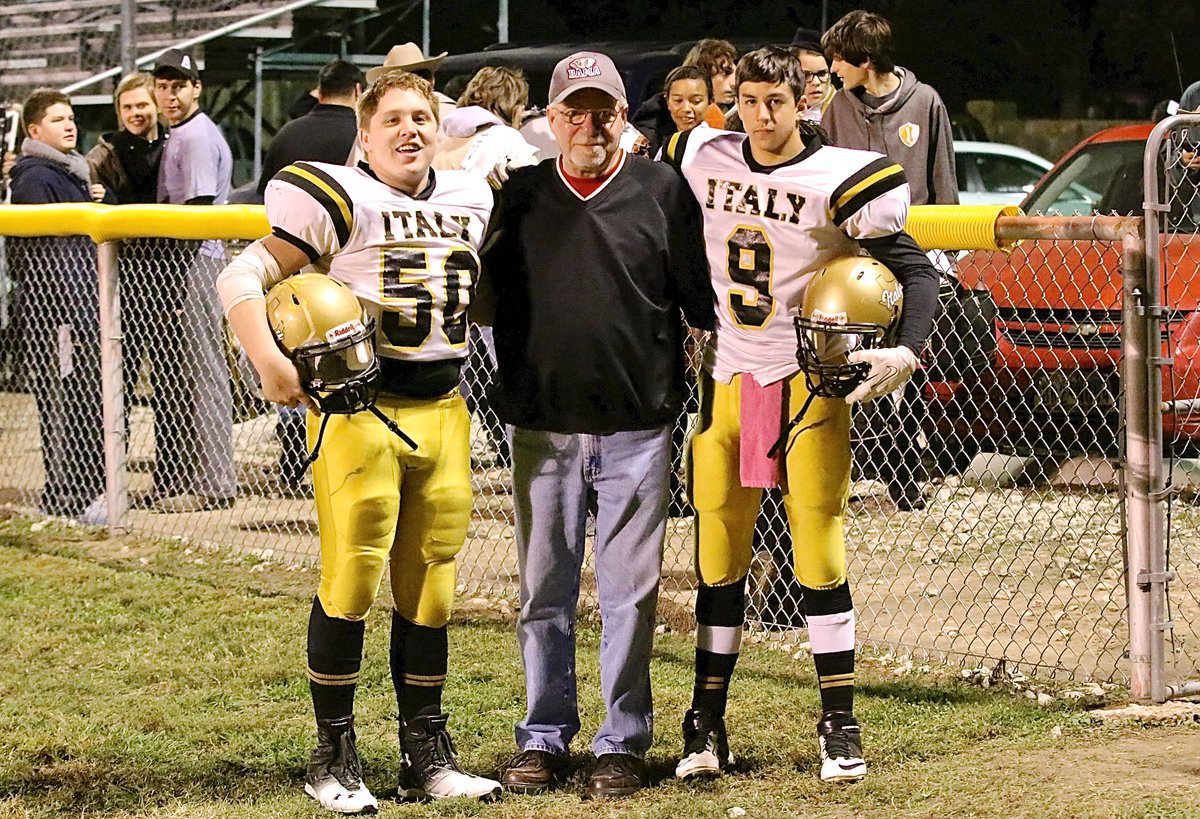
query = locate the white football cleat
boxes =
[398,707,502,801]
[817,711,867,782]
[675,707,734,780]
[305,716,379,814]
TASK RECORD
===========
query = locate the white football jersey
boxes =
[664,128,910,385]
[265,161,493,363]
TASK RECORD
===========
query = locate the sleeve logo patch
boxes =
[567,57,601,79]
[898,122,920,147]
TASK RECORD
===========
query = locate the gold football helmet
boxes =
[794,255,903,398]
[266,273,379,414]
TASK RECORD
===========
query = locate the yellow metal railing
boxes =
[0,203,1023,251]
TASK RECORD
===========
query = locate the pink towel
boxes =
[740,376,785,488]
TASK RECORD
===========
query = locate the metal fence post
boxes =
[97,241,127,533]
[1121,225,1159,702]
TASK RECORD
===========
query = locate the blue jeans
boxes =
[511,424,671,759]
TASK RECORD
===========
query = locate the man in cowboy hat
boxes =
[368,42,456,120]
[342,42,458,166]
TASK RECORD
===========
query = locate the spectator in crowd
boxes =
[822,10,957,511]
[441,73,471,104]
[662,45,938,784]
[683,39,739,127]
[257,60,363,195]
[86,73,188,512]
[88,72,166,203]
[149,48,236,513]
[635,65,713,156]
[434,66,538,175]
[434,66,539,471]
[9,88,110,524]
[791,27,835,123]
[366,42,455,118]
[254,58,364,495]
[217,70,502,812]
[484,50,714,799]
[1175,81,1200,169]
[1167,82,1200,228]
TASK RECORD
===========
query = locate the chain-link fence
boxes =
[0,202,1159,692]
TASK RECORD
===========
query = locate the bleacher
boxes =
[0,0,380,102]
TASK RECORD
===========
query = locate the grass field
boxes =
[1,513,1200,818]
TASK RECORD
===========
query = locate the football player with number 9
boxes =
[662,46,939,784]
[216,71,500,813]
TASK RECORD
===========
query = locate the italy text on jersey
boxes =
[665,128,908,385]
[265,161,495,362]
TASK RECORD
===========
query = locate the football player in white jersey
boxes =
[216,71,501,813]
[662,46,939,784]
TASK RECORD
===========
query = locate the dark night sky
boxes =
[414,0,1199,119]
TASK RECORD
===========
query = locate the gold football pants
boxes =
[309,391,471,626]
[688,370,851,590]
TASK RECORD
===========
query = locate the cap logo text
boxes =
[567,56,601,79]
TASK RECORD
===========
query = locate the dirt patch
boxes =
[1021,727,1200,791]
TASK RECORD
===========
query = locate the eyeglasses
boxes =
[556,107,621,126]
[802,69,831,83]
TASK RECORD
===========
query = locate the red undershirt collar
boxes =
[558,151,624,197]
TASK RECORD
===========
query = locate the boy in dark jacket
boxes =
[9,88,109,523]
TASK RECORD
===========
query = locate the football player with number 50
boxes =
[662,46,939,784]
[216,71,501,814]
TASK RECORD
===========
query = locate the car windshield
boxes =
[1023,141,1143,217]
[958,152,1046,195]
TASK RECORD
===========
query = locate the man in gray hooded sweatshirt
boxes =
[820,10,957,513]
[821,10,956,208]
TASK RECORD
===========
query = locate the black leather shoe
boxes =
[586,753,646,799]
[501,749,568,794]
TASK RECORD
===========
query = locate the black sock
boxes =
[803,582,856,715]
[692,578,747,717]
[307,596,365,722]
[390,610,448,722]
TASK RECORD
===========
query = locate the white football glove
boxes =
[844,346,920,404]
[486,159,511,190]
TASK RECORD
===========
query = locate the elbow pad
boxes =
[215,239,285,317]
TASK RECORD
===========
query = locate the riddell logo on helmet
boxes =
[326,320,365,343]
[567,57,601,79]
[810,308,848,326]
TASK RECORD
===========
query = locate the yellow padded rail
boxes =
[907,204,1024,251]
[0,204,271,242]
[0,202,1018,250]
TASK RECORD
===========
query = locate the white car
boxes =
[954,140,1054,206]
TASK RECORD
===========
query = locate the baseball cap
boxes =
[1180,80,1200,114]
[153,48,200,82]
[790,27,824,53]
[548,51,626,107]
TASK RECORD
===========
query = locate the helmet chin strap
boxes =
[302,388,419,467]
[766,387,817,459]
